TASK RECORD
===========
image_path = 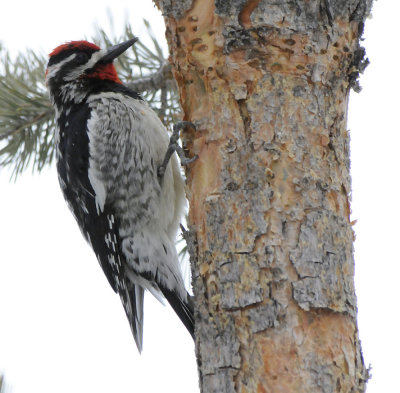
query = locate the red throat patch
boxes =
[85,63,122,84]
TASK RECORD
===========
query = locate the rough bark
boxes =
[154,0,372,392]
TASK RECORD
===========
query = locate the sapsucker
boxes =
[45,38,195,351]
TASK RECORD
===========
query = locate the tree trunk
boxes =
[154,0,371,392]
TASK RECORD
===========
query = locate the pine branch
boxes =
[127,62,173,93]
[0,46,56,177]
[0,374,7,393]
[0,21,180,178]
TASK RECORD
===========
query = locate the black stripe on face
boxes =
[47,47,98,68]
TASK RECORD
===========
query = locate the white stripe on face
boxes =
[62,49,107,82]
[45,53,77,84]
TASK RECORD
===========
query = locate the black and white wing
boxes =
[56,100,145,351]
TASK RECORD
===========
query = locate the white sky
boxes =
[0,2,399,393]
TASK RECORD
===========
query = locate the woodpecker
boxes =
[45,38,195,351]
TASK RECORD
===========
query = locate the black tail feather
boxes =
[120,282,145,352]
[159,286,195,340]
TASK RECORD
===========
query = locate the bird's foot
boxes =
[158,121,198,178]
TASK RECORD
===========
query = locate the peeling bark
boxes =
[154,0,372,392]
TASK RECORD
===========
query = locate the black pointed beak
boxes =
[99,37,138,63]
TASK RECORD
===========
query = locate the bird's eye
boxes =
[76,52,89,63]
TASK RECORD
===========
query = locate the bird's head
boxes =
[45,38,138,102]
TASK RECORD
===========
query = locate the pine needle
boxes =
[0,21,181,179]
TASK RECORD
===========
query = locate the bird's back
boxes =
[47,40,193,351]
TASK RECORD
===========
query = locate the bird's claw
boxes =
[158,121,198,179]
[180,154,198,166]
[173,121,196,134]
